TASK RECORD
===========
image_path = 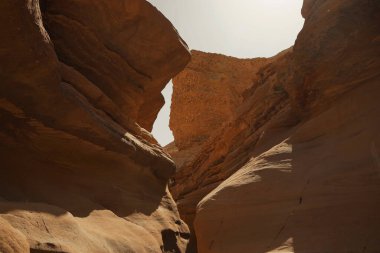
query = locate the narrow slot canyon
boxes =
[0,1,379,253]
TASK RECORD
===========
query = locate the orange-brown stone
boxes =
[168,1,380,252]
[0,0,190,252]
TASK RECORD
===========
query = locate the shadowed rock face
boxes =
[169,0,380,252]
[0,0,190,252]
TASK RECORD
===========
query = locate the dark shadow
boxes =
[31,249,67,253]
[161,229,181,253]
[185,233,197,253]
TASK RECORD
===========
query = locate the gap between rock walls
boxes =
[0,0,379,253]
[157,0,380,252]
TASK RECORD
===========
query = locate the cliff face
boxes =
[41,0,190,132]
[169,0,380,252]
[169,49,291,229]
[167,51,271,169]
[0,1,190,252]
[171,50,269,150]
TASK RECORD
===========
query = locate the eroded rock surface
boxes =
[167,51,271,169]
[169,49,290,228]
[41,0,190,132]
[169,0,380,252]
[0,0,190,252]
[171,50,269,149]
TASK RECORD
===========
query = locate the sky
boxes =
[149,0,305,146]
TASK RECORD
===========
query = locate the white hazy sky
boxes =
[150,0,305,146]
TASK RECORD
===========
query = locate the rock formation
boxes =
[169,0,380,252]
[168,48,291,230]
[167,51,271,169]
[2,0,380,252]
[0,0,190,252]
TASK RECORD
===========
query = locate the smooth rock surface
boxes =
[169,0,380,252]
[41,0,190,131]
[196,81,380,252]
[0,0,190,252]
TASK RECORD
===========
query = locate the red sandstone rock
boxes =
[167,51,270,170]
[169,48,291,229]
[2,0,380,252]
[169,0,380,252]
[0,0,190,252]
[41,0,190,132]
[171,51,268,150]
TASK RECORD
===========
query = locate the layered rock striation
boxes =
[0,0,190,252]
[169,1,380,252]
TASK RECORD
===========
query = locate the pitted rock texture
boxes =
[0,0,190,252]
[167,51,271,170]
[169,0,380,252]
[170,51,269,150]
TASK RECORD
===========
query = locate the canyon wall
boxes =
[170,0,380,252]
[167,51,272,169]
[171,50,269,150]
[169,48,291,230]
[0,0,190,252]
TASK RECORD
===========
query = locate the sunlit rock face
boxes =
[0,0,190,252]
[169,0,380,252]
[170,51,269,150]
[41,0,190,132]
[168,48,290,229]
[166,51,273,171]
